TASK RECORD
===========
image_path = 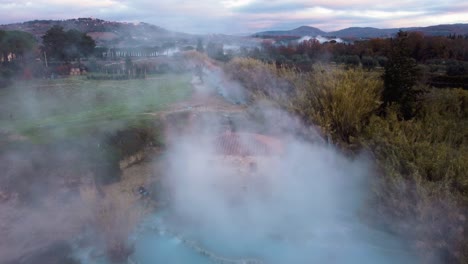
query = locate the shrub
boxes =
[343,55,361,67]
[293,65,383,143]
[447,61,467,76]
[362,89,468,263]
[225,57,297,103]
[361,56,378,70]
[376,56,388,67]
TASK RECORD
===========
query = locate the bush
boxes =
[447,61,467,76]
[361,56,378,70]
[362,89,468,263]
[225,57,297,103]
[293,65,383,143]
[429,74,468,89]
[376,56,388,67]
[225,59,383,144]
[336,55,360,67]
[105,122,162,161]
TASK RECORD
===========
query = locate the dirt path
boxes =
[143,76,246,119]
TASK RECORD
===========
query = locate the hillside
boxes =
[0,18,191,47]
[253,26,326,37]
[254,23,468,39]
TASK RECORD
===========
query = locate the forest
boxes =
[244,31,468,89]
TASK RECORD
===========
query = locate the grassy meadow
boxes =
[0,74,192,141]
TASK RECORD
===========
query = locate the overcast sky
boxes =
[0,0,467,34]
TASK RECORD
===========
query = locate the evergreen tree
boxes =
[382,31,421,119]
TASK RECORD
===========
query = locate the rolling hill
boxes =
[253,26,326,37]
[0,18,191,47]
[254,23,468,39]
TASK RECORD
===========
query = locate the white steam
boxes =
[298,35,344,44]
[135,100,417,263]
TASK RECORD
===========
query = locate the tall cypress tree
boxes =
[382,31,421,119]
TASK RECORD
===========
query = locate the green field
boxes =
[0,74,192,141]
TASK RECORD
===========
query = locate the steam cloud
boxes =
[1,56,419,264]
[134,81,417,263]
[298,35,344,43]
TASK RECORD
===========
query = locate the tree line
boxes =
[241,31,468,90]
[247,31,468,69]
[0,26,98,87]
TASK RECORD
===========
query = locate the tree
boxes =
[0,30,36,62]
[42,26,96,61]
[42,26,67,60]
[161,41,176,55]
[206,42,227,61]
[0,30,36,87]
[382,31,421,120]
[196,38,204,53]
[125,56,133,76]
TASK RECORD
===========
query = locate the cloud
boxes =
[0,0,467,33]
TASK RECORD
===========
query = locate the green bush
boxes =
[362,89,468,263]
[293,65,383,143]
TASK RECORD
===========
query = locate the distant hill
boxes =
[254,26,326,37]
[254,23,468,39]
[0,18,191,47]
[330,27,396,38]
[3,18,467,47]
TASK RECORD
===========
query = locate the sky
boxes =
[0,0,467,34]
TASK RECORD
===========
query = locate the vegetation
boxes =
[0,30,36,61]
[81,185,144,263]
[294,65,383,144]
[382,31,422,119]
[225,57,468,263]
[0,20,466,263]
[0,74,191,141]
[245,31,468,89]
[42,25,96,61]
[249,32,468,64]
[0,30,37,87]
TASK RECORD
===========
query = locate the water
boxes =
[133,213,210,264]
[128,141,419,264]
[131,212,416,264]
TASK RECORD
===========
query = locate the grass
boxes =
[0,74,192,141]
